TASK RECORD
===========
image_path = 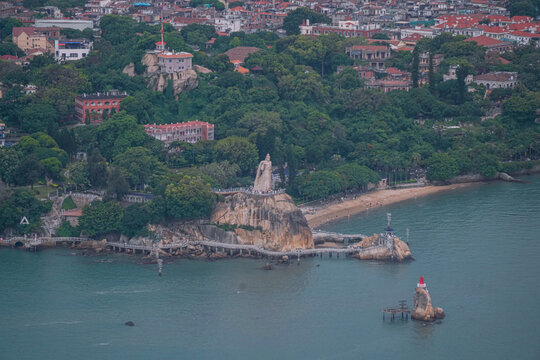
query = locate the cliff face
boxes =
[210,193,314,252]
[412,287,445,322]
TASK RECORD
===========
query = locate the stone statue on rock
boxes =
[253,154,272,192]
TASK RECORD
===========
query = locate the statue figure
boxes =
[253,154,272,192]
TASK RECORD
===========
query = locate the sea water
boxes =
[1,177,539,359]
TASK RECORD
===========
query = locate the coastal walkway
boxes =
[2,236,387,259]
[1,236,91,251]
[106,239,373,259]
[213,187,286,196]
[312,230,367,243]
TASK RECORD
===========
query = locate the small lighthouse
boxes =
[417,276,426,289]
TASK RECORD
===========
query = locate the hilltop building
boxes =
[144,121,214,145]
[157,51,193,73]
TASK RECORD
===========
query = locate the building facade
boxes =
[346,45,391,69]
[473,72,518,89]
[12,27,58,53]
[157,51,193,73]
[75,90,127,123]
[55,39,92,61]
[144,121,214,145]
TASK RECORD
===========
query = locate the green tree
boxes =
[78,200,123,237]
[214,136,258,175]
[18,103,59,133]
[40,157,63,180]
[165,175,214,219]
[105,166,129,200]
[113,146,166,188]
[14,155,43,188]
[0,17,22,38]
[0,147,21,185]
[121,203,152,237]
[300,170,343,200]
[0,189,51,234]
[411,47,419,88]
[87,148,108,188]
[502,89,540,124]
[427,153,459,181]
[283,7,331,35]
[64,161,90,190]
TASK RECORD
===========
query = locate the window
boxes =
[105,102,110,105]
[70,53,78,58]
[112,101,116,105]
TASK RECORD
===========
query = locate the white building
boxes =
[35,19,93,31]
[214,17,242,33]
[473,72,518,89]
[55,40,92,62]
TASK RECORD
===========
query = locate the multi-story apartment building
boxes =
[346,45,391,69]
[12,27,59,53]
[75,90,128,123]
[144,121,215,144]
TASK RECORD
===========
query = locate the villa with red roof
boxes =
[464,36,514,54]
[144,121,214,145]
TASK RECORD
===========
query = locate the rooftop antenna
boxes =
[160,9,164,54]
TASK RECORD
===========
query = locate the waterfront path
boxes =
[2,236,386,259]
[106,239,370,258]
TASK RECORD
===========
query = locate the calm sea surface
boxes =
[1,177,539,359]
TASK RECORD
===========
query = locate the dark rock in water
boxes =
[124,321,135,327]
[262,263,272,270]
[316,264,320,267]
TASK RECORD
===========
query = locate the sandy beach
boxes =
[303,183,480,228]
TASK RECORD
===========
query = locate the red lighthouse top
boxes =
[417,276,426,288]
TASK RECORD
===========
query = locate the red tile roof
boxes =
[224,46,260,63]
[464,35,509,47]
[385,67,403,75]
[350,45,388,51]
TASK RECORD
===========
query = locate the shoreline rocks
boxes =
[353,234,413,262]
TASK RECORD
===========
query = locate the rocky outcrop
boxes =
[122,62,135,77]
[412,287,445,322]
[193,64,212,74]
[210,193,314,252]
[147,70,198,96]
[142,53,160,75]
[353,234,412,262]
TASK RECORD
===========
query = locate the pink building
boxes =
[144,121,214,144]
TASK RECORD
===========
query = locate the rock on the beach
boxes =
[412,287,445,322]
